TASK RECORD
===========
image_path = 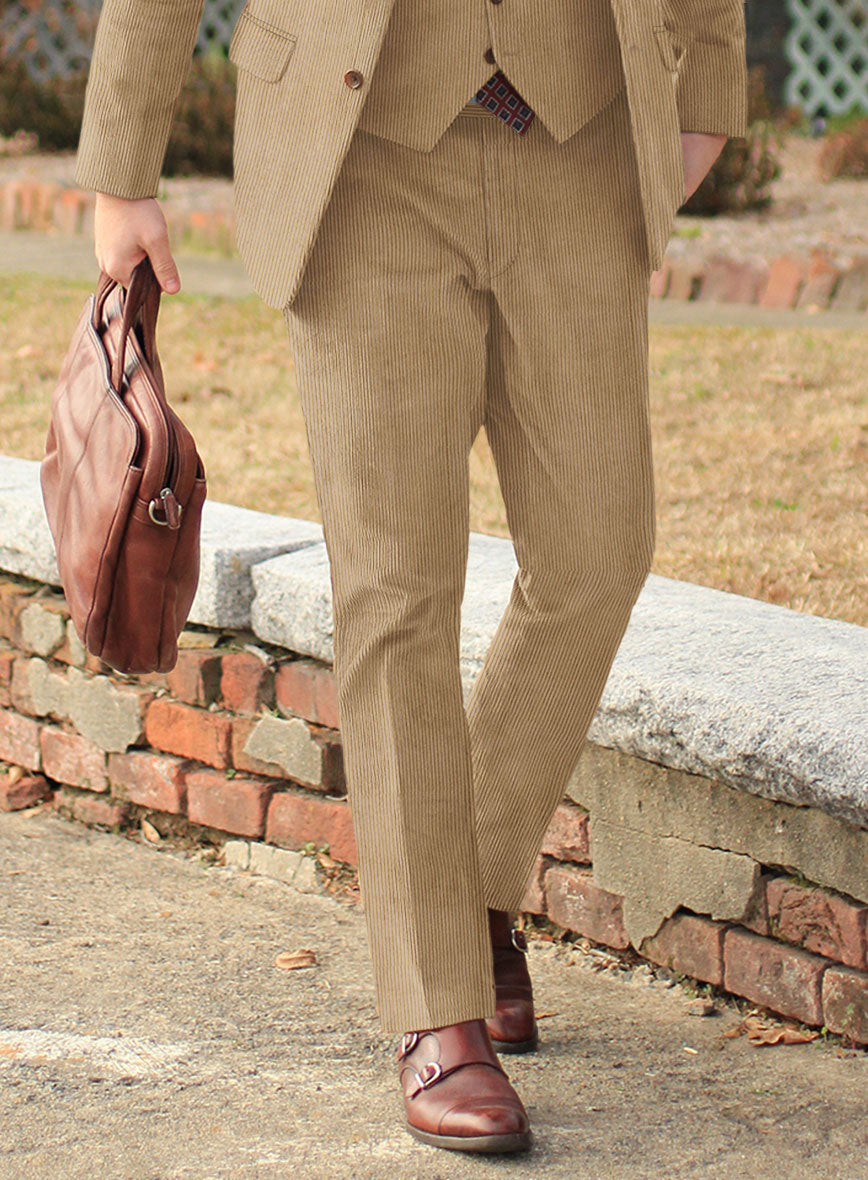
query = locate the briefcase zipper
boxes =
[148,419,182,529]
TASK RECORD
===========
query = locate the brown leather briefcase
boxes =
[41,256,207,674]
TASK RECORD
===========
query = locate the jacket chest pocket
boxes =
[229,8,297,82]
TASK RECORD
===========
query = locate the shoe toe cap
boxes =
[439,1098,529,1138]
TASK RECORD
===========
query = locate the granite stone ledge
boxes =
[188,499,323,629]
[591,575,868,829]
[0,455,60,585]
[250,544,334,662]
[249,531,518,671]
[459,533,517,696]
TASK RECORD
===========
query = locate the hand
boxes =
[679,131,728,203]
[94,192,181,293]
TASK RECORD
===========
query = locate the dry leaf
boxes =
[141,819,161,843]
[724,1015,818,1046]
[6,766,24,786]
[535,1011,559,1020]
[747,1023,818,1047]
[317,852,337,870]
[275,948,317,970]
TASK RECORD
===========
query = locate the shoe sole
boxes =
[406,1122,533,1153]
[488,1023,539,1054]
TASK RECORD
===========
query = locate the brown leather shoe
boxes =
[396,1018,532,1153]
[485,908,539,1053]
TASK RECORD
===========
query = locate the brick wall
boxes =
[2,569,867,1046]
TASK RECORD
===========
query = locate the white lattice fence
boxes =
[784,0,868,116]
[0,0,244,83]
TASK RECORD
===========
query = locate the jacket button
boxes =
[483,47,495,64]
[490,0,503,5]
[344,69,364,88]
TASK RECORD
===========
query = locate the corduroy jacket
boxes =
[73,0,748,309]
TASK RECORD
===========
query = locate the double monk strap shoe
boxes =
[396,1018,532,1153]
[486,908,539,1053]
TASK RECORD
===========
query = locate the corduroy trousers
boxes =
[282,82,657,1034]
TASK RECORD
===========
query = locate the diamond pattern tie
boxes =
[471,70,536,136]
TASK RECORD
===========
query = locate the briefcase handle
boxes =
[92,255,163,397]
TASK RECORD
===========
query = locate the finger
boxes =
[101,251,142,288]
[143,232,181,294]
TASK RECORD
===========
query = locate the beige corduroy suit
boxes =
[75,0,748,1034]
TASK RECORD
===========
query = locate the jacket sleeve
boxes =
[73,0,206,197]
[663,0,749,137]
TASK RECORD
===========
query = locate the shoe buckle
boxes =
[413,1061,443,1091]
[399,1030,420,1057]
[510,927,528,953]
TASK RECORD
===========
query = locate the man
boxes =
[77,0,747,1155]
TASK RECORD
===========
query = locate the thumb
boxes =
[146,233,181,294]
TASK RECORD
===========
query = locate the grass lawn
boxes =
[2,273,865,627]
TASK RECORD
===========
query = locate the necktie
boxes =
[471,70,536,136]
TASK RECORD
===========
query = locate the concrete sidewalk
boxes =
[1,806,866,1180]
[3,228,867,329]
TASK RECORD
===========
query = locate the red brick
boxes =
[640,910,726,986]
[822,965,868,1045]
[265,789,358,865]
[40,727,108,792]
[144,698,232,768]
[544,864,629,949]
[723,926,826,1025]
[12,180,38,227]
[0,183,14,231]
[765,875,867,971]
[220,651,275,715]
[133,669,171,691]
[830,256,868,312]
[0,648,14,708]
[519,854,548,915]
[166,649,223,707]
[310,725,345,794]
[795,253,841,311]
[649,261,672,299]
[107,750,188,813]
[666,260,703,301]
[275,658,340,730]
[0,708,41,771]
[54,188,92,235]
[186,768,274,838]
[34,182,61,230]
[540,801,590,864]
[53,786,128,828]
[758,254,808,309]
[697,255,768,304]
[0,771,51,811]
[231,716,288,778]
